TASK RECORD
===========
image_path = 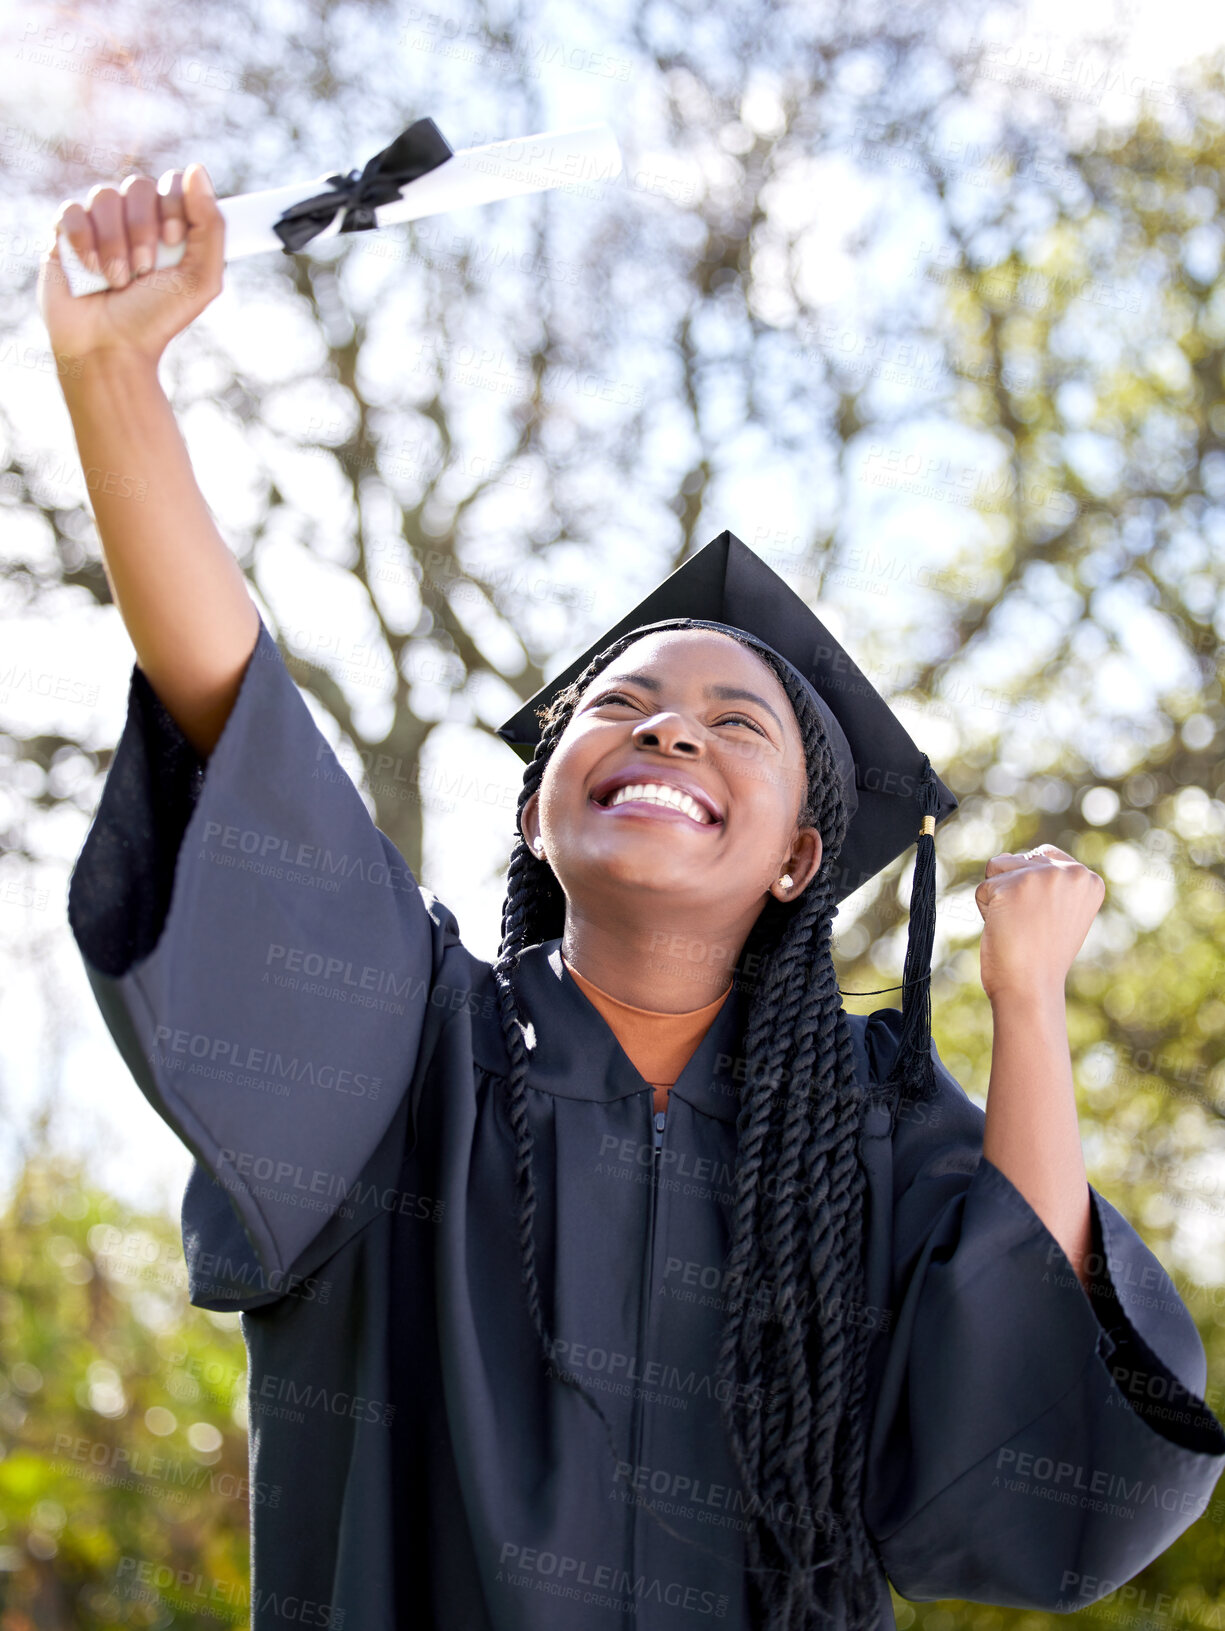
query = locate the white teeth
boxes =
[605,783,712,823]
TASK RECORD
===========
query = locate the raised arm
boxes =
[976,843,1106,1292]
[40,165,463,1300]
[37,162,258,759]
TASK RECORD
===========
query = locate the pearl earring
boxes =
[533,838,546,859]
[778,874,794,891]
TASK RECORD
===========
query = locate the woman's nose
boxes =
[631,713,703,755]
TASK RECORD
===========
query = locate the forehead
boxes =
[587,628,799,727]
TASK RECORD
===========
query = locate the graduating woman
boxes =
[39,167,1225,1631]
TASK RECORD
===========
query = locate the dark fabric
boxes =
[68,613,1225,1629]
[69,660,205,976]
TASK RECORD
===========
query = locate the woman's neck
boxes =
[560,907,740,1012]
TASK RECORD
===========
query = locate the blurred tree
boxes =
[0,0,1223,1625]
[1,0,1026,884]
[850,58,1225,1270]
[0,1157,250,1627]
[821,58,1225,1627]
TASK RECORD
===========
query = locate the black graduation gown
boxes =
[67,613,1225,1630]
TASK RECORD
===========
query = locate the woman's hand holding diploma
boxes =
[36,165,260,760]
[976,845,1107,1296]
[38,165,226,363]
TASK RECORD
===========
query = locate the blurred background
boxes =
[2,0,1225,1621]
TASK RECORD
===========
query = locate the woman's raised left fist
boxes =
[974,843,1105,1003]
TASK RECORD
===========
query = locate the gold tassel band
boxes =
[919,814,936,837]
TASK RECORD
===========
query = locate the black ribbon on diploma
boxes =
[272,117,454,254]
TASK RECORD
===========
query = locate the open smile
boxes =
[590,782,722,827]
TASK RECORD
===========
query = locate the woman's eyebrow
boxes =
[602,672,784,734]
[706,684,784,733]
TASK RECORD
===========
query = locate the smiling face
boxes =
[520,629,824,930]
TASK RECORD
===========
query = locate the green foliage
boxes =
[844,72,1225,1631]
[5,5,1225,1627]
[0,1160,251,1627]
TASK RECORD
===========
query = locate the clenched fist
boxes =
[975,843,1105,1003]
[37,164,226,369]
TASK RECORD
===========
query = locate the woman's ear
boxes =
[521,790,543,857]
[773,825,823,901]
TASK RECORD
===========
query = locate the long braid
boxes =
[492,737,623,1469]
[703,647,875,1631]
[495,626,890,1629]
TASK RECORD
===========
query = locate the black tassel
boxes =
[883,755,941,1105]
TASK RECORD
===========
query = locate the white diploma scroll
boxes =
[57,121,623,297]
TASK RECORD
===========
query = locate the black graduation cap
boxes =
[496,530,958,905]
[496,530,958,1101]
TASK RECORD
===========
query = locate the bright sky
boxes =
[2,0,1223,1280]
[1009,0,1225,116]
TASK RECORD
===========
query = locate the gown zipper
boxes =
[628,1100,666,1562]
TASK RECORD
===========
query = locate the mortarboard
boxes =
[496,530,958,906]
[496,530,957,1102]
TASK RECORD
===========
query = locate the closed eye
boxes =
[714,712,767,736]
[590,690,642,710]
[590,692,766,735]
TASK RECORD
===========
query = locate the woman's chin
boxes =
[565,847,710,900]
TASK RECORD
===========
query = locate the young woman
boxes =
[39,167,1225,1631]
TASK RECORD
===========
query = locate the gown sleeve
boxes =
[67,613,459,1305]
[859,1005,1225,1609]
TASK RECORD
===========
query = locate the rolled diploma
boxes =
[57,122,622,297]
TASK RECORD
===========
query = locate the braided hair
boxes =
[492,622,922,1630]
